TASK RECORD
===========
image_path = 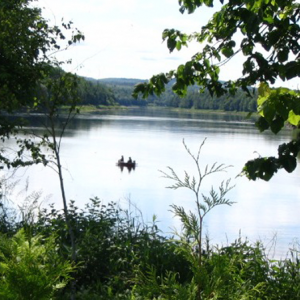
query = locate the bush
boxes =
[0,229,74,300]
[35,198,192,297]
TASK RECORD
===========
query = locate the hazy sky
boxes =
[37,0,298,89]
[38,0,226,79]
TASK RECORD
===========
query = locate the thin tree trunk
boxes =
[197,218,203,300]
[55,148,76,258]
[51,123,76,300]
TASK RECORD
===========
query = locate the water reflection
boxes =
[21,108,285,144]
[4,107,300,258]
[117,164,136,173]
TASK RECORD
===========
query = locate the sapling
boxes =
[160,138,235,299]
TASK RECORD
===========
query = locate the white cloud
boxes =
[37,0,214,79]
[36,0,298,88]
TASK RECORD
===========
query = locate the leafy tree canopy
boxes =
[0,0,84,168]
[133,0,300,181]
[0,0,83,112]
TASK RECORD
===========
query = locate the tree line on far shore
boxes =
[31,72,257,112]
[93,77,258,112]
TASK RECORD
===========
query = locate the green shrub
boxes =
[35,198,192,297]
[0,228,74,300]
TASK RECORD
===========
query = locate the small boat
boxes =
[117,156,137,172]
[117,161,136,168]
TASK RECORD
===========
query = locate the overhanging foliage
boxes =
[133,0,300,180]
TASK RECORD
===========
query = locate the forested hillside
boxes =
[96,78,150,107]
[97,78,258,112]
[35,70,117,108]
[78,77,116,106]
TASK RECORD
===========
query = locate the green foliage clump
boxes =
[243,83,300,180]
[130,237,300,300]
[1,195,300,299]
[0,229,74,300]
[34,198,191,298]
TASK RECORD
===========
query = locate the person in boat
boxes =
[118,155,124,163]
[127,157,132,164]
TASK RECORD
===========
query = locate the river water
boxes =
[3,108,300,258]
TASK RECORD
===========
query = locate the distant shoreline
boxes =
[78,104,257,119]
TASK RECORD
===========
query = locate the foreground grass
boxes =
[1,198,300,300]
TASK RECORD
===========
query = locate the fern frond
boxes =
[201,179,235,217]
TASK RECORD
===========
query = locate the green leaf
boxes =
[257,96,267,111]
[285,61,299,80]
[258,82,271,98]
[277,49,289,62]
[255,117,269,132]
[292,97,300,115]
[162,29,170,40]
[167,38,177,52]
[280,155,297,173]
[288,111,300,126]
[263,15,274,24]
[221,47,234,58]
[275,100,290,121]
[263,104,276,123]
[270,115,285,134]
[204,0,213,7]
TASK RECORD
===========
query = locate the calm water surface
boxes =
[5,108,300,258]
